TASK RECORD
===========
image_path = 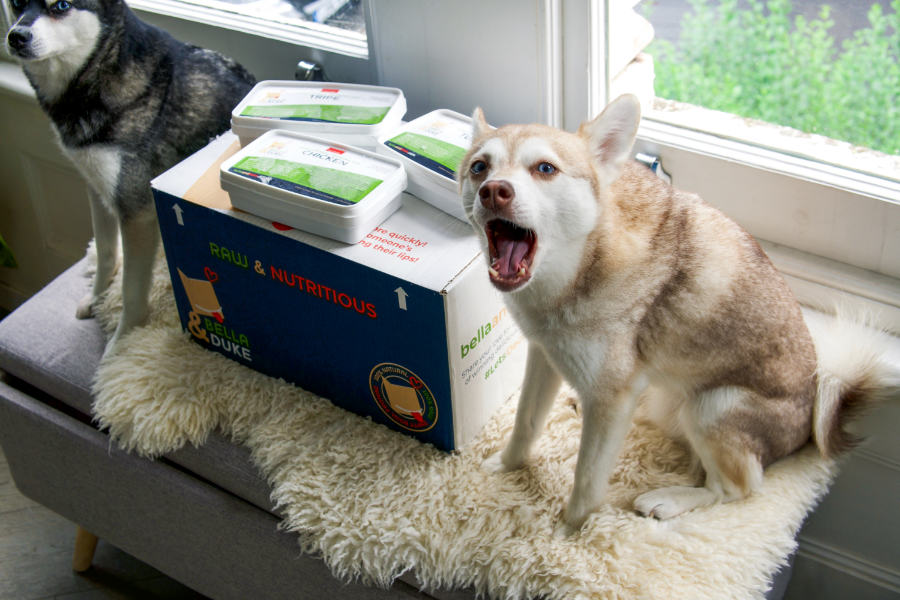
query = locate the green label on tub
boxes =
[241,104,390,125]
[388,132,466,172]
[232,156,382,205]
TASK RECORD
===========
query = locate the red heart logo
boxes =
[204,267,218,283]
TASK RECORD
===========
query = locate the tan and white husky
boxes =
[458,94,897,533]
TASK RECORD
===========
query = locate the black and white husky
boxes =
[6,0,255,355]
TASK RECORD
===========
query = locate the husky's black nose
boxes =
[479,180,515,212]
[7,28,32,53]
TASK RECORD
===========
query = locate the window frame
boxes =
[126,0,368,59]
[612,1,900,331]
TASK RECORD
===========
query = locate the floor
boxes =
[0,445,208,600]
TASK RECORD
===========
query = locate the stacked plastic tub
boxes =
[221,80,474,244]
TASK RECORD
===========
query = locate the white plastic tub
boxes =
[231,81,407,148]
[220,130,407,244]
[376,109,472,221]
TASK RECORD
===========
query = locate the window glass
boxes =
[640,0,899,162]
[125,0,369,61]
[184,0,366,35]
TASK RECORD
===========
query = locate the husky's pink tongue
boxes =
[495,237,530,276]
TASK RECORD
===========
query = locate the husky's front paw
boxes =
[101,333,122,361]
[76,294,95,319]
[483,449,523,474]
[553,519,579,539]
[483,450,506,473]
[634,486,717,520]
[483,447,526,473]
[559,503,591,537]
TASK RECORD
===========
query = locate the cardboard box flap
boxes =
[152,132,480,293]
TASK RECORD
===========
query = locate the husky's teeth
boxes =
[489,266,499,277]
[518,266,527,277]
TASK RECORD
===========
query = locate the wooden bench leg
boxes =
[72,526,98,572]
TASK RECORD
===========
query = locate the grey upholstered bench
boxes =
[0,258,475,600]
[1,257,807,599]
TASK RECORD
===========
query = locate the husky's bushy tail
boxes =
[807,310,899,458]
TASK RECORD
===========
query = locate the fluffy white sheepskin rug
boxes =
[90,252,835,600]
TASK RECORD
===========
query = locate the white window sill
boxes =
[766,241,900,335]
[645,99,900,194]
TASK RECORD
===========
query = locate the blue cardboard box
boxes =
[151,133,527,451]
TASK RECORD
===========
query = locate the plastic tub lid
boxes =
[379,109,473,191]
[220,130,406,223]
[232,80,407,138]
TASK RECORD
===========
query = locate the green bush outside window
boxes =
[647,0,899,156]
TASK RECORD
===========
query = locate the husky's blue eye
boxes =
[536,162,557,175]
[50,0,72,14]
[470,160,487,175]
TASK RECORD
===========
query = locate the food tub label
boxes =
[228,138,397,206]
[384,114,471,179]
[240,87,396,125]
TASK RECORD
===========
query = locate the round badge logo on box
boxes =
[369,362,438,432]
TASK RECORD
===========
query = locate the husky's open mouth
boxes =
[485,219,537,291]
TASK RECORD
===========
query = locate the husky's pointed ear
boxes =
[471,107,491,139]
[578,94,641,179]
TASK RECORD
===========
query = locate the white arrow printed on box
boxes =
[394,287,408,311]
[173,204,185,226]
